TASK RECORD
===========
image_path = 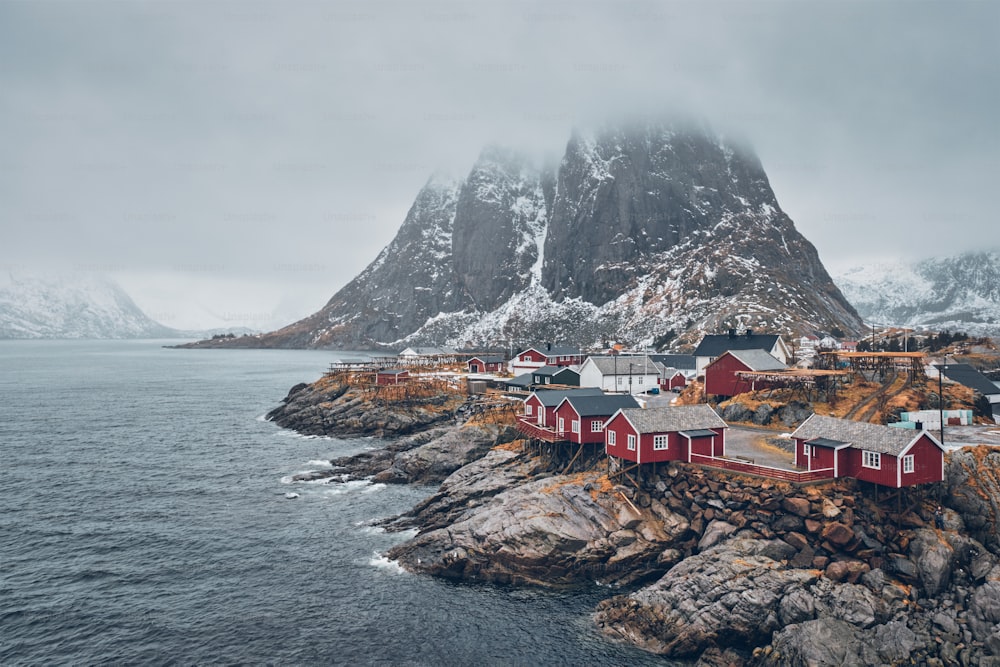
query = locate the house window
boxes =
[617,376,623,386]
[627,434,637,451]
[862,451,881,470]
[591,420,604,432]
[545,377,551,384]
[572,420,580,434]
[608,431,616,446]
[525,404,533,416]
[558,417,565,433]
[653,435,668,450]
[902,455,914,473]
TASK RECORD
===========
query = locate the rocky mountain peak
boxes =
[215,118,864,350]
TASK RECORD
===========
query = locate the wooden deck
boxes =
[515,417,570,443]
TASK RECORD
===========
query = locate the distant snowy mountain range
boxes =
[833,251,1000,337]
[0,274,253,340]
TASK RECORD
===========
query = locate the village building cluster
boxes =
[357,331,1000,491]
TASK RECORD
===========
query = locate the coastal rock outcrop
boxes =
[266,376,464,438]
[389,467,690,587]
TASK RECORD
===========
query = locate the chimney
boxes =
[546,342,552,351]
[728,328,736,339]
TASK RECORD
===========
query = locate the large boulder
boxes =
[908,528,954,596]
[761,619,921,666]
[945,447,1000,553]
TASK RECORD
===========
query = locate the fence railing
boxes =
[515,418,570,443]
[689,453,835,483]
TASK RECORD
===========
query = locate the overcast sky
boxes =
[1,1,997,331]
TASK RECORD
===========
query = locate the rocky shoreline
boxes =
[274,377,1000,665]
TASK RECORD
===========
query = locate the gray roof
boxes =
[530,387,604,407]
[558,394,639,417]
[506,372,534,388]
[936,363,1000,397]
[791,414,935,456]
[618,404,727,434]
[585,355,664,376]
[722,349,787,372]
[470,354,505,363]
[533,365,579,378]
[649,354,697,370]
[694,333,782,358]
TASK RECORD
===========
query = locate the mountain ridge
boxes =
[209,120,865,350]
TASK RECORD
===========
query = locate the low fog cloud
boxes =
[1,1,996,328]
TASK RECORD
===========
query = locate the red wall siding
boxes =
[519,350,546,364]
[524,396,545,423]
[849,449,899,487]
[705,355,752,397]
[899,436,944,486]
[604,414,639,463]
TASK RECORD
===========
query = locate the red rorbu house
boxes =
[468,355,505,373]
[509,345,585,375]
[791,414,945,488]
[551,394,640,444]
[376,368,410,385]
[522,387,604,430]
[604,405,728,466]
[704,349,786,398]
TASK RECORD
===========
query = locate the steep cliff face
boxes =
[214,120,864,350]
[451,147,548,312]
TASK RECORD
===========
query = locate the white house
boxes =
[578,355,663,394]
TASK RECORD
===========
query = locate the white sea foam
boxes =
[362,483,386,494]
[306,459,333,468]
[368,552,407,574]
[323,480,373,496]
[255,414,270,422]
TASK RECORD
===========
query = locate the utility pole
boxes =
[939,360,946,445]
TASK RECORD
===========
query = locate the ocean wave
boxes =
[323,480,375,496]
[368,552,407,575]
[306,459,333,468]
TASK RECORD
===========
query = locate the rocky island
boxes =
[271,369,1000,666]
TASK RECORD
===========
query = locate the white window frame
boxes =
[862,450,881,470]
[617,376,623,386]
[591,420,604,432]
[608,430,616,446]
[653,434,668,450]
[558,417,565,433]
[627,434,637,451]
[571,419,580,434]
[525,404,533,416]
[902,455,914,474]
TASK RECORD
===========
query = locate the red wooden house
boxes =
[791,414,945,488]
[552,394,640,444]
[376,369,410,385]
[522,387,603,428]
[604,405,727,465]
[468,355,505,373]
[509,345,585,375]
[704,349,786,398]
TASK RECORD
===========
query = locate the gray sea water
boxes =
[0,340,673,665]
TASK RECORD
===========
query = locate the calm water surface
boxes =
[0,340,674,665]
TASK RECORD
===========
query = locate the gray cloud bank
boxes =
[1,1,996,330]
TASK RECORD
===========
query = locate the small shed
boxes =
[468,355,505,374]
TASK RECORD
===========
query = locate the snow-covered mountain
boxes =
[223,119,863,350]
[0,273,177,339]
[834,251,1000,336]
